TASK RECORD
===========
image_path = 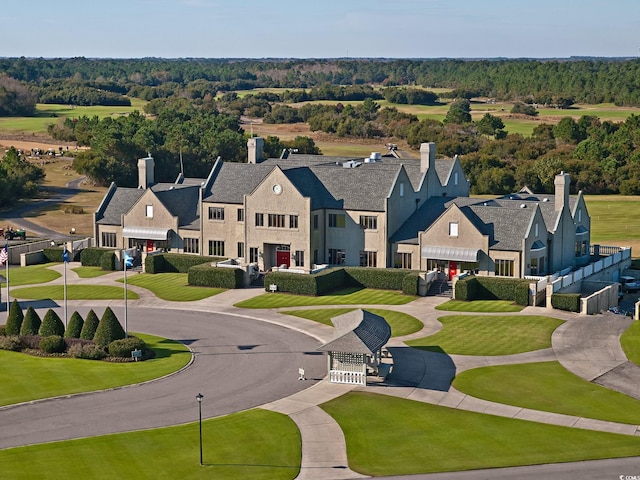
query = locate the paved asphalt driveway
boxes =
[0,306,327,449]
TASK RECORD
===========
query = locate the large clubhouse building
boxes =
[93,138,591,280]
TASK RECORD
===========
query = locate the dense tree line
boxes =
[3,57,640,106]
[0,75,36,116]
[0,147,44,206]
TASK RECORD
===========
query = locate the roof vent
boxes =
[543,198,550,202]
[342,160,362,169]
[365,152,381,163]
[520,204,527,208]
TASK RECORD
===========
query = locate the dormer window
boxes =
[449,222,459,237]
[399,182,405,197]
[146,205,153,218]
[454,172,459,186]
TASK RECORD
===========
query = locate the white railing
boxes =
[329,370,366,385]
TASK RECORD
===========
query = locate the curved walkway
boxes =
[5,266,640,479]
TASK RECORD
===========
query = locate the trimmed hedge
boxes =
[402,272,420,296]
[39,335,65,354]
[100,251,117,271]
[344,267,412,291]
[108,336,146,358]
[264,267,419,296]
[551,293,581,312]
[265,268,346,295]
[188,264,245,288]
[43,248,80,263]
[81,248,114,267]
[455,276,530,306]
[145,253,224,274]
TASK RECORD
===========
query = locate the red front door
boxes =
[146,239,154,253]
[276,250,290,268]
[448,261,458,280]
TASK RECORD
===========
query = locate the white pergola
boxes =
[317,309,391,386]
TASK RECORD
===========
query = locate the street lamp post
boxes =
[196,393,204,465]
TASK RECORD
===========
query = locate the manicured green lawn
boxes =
[10,284,139,300]
[585,195,640,252]
[116,273,224,301]
[322,392,640,476]
[72,266,113,278]
[0,263,60,287]
[235,288,415,308]
[621,320,640,366]
[405,315,563,355]
[435,300,524,312]
[0,408,300,480]
[283,308,423,337]
[0,333,190,406]
[454,361,640,424]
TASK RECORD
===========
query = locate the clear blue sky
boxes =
[2,0,639,59]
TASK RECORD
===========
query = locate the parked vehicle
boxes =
[2,227,26,240]
[620,276,640,293]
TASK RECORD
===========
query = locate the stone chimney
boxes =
[247,137,264,164]
[138,154,155,189]
[420,142,436,173]
[554,171,570,212]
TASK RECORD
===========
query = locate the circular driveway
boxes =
[0,306,326,449]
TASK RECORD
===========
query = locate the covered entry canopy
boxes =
[421,246,479,262]
[122,226,170,240]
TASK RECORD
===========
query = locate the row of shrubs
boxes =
[263,267,420,296]
[550,293,581,312]
[0,301,148,360]
[145,253,224,274]
[455,276,530,306]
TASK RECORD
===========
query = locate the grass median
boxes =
[406,315,563,355]
[283,308,423,337]
[0,333,190,406]
[0,408,300,480]
[10,284,139,300]
[453,361,640,424]
[117,273,224,301]
[435,299,524,312]
[235,287,415,308]
[322,391,640,476]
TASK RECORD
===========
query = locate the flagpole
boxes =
[123,248,128,338]
[5,245,9,318]
[63,258,67,328]
[5,254,8,320]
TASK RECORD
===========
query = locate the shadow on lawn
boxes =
[386,345,455,392]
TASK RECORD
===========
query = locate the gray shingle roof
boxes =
[203,163,274,204]
[153,184,201,228]
[317,309,391,355]
[95,188,144,225]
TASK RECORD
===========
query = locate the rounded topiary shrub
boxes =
[20,307,42,336]
[80,309,99,340]
[65,311,84,338]
[108,336,146,358]
[39,335,65,354]
[39,309,65,337]
[93,307,125,347]
[68,343,106,360]
[5,300,24,336]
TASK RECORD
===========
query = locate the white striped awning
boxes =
[122,226,170,240]
[421,246,479,262]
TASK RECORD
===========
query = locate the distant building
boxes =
[94,139,589,280]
